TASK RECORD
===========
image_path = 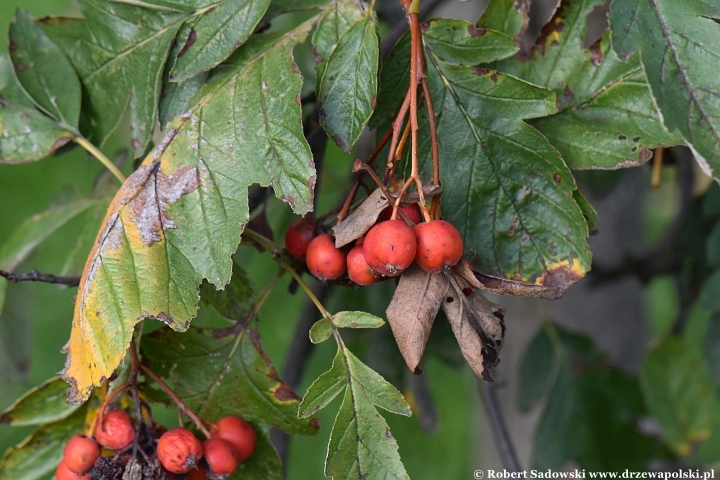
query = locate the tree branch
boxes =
[478,380,523,473]
[0,269,80,286]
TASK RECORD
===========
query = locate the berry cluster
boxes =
[57,410,256,480]
[285,202,463,285]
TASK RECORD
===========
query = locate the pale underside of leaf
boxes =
[63,21,317,404]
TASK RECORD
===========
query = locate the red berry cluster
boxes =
[284,203,463,285]
[57,411,256,480]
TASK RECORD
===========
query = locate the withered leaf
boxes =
[333,188,388,247]
[453,259,563,300]
[386,265,449,373]
[442,273,506,384]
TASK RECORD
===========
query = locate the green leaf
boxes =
[141,324,318,436]
[170,0,271,81]
[0,405,86,480]
[406,30,591,287]
[231,429,283,480]
[40,0,188,156]
[610,0,720,180]
[496,0,682,169]
[265,0,331,19]
[0,199,97,271]
[333,311,384,329]
[200,261,254,321]
[60,198,112,277]
[9,10,81,128]
[318,14,379,152]
[421,19,518,65]
[301,344,410,479]
[478,0,529,39]
[0,54,34,108]
[309,318,334,344]
[573,189,598,234]
[0,377,78,426]
[0,105,73,164]
[62,20,317,405]
[640,336,717,455]
[517,326,557,411]
[312,0,366,86]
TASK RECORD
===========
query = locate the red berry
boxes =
[379,203,422,224]
[56,460,89,480]
[347,245,379,285]
[363,220,416,276]
[413,220,463,274]
[95,410,135,450]
[284,216,316,260]
[203,438,238,478]
[210,416,257,463]
[157,428,203,474]
[306,234,347,281]
[63,434,100,474]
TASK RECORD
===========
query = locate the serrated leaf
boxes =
[421,19,518,65]
[641,337,717,454]
[386,265,449,373]
[417,45,591,287]
[0,54,34,108]
[496,0,683,169]
[0,405,87,480]
[333,188,389,247]
[9,10,81,128]
[318,14,379,152]
[0,377,79,426]
[309,318,334,344]
[0,105,73,163]
[62,21,317,405]
[312,0,366,85]
[478,0,530,40]
[610,0,720,180]
[170,0,271,81]
[40,0,189,156]
[298,346,347,416]
[141,324,317,435]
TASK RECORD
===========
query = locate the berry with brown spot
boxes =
[413,220,463,274]
[63,434,100,474]
[95,410,135,451]
[203,438,238,478]
[157,428,203,474]
[363,220,416,276]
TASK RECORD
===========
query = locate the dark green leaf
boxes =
[497,0,682,170]
[0,405,86,480]
[9,10,81,128]
[0,377,78,426]
[200,262,254,321]
[41,0,188,156]
[309,318,334,344]
[0,106,73,163]
[265,0,331,19]
[421,19,518,65]
[610,0,720,180]
[311,0,365,86]
[298,346,347,416]
[703,312,720,382]
[318,14,379,152]
[170,0,271,81]
[141,324,318,436]
[0,54,34,108]
[640,336,717,455]
[478,0,529,40]
[517,326,557,411]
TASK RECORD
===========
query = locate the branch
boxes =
[0,269,80,286]
[478,380,522,473]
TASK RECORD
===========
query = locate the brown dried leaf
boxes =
[442,273,506,383]
[453,260,563,300]
[386,265,449,373]
[333,188,389,247]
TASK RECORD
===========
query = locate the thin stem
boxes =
[385,90,411,183]
[74,136,127,183]
[0,269,80,286]
[395,121,411,161]
[478,380,523,473]
[650,147,664,190]
[421,78,440,187]
[281,263,333,321]
[139,363,211,439]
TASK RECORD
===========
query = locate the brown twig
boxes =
[0,269,80,286]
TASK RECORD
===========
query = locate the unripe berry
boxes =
[413,220,463,274]
[347,245,379,285]
[379,203,422,225]
[63,434,100,474]
[306,234,347,281]
[157,428,203,474]
[55,460,89,480]
[284,216,316,260]
[363,220,416,276]
[203,438,238,478]
[95,410,135,450]
[210,416,257,463]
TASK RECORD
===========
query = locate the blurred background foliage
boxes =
[2,0,720,478]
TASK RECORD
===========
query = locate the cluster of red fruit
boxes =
[56,411,256,480]
[285,203,463,284]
